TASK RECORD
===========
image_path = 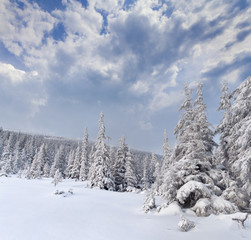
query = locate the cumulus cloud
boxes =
[0,0,250,152]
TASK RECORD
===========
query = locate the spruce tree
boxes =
[124,149,137,191]
[71,145,81,180]
[50,145,66,177]
[80,128,89,181]
[228,76,251,197]
[215,82,232,167]
[89,112,114,190]
[114,136,127,191]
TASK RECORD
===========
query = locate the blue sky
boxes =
[0,0,250,154]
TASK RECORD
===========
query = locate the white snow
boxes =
[0,176,251,240]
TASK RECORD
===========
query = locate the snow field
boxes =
[0,176,250,240]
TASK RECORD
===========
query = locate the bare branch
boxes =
[232,213,249,228]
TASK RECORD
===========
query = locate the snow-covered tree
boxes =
[142,156,151,190]
[30,144,48,179]
[173,84,194,161]
[65,149,75,178]
[80,128,89,181]
[50,145,66,177]
[160,83,231,215]
[124,149,137,191]
[215,82,232,167]
[52,169,62,186]
[193,81,216,163]
[114,136,127,191]
[228,76,251,198]
[71,145,81,180]
[89,112,114,190]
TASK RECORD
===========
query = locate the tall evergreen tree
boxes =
[71,145,81,180]
[215,82,232,167]
[50,145,66,177]
[66,149,75,178]
[80,128,89,181]
[89,112,114,190]
[124,149,137,191]
[228,76,251,197]
[114,136,127,191]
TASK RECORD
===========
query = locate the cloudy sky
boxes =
[0,0,250,154]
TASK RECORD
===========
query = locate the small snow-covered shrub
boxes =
[211,196,238,214]
[177,181,211,208]
[192,198,212,216]
[178,216,195,232]
[143,192,156,213]
[54,190,65,195]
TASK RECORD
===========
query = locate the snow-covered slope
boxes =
[0,176,250,240]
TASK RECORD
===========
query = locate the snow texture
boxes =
[1,176,251,240]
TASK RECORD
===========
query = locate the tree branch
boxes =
[232,213,249,228]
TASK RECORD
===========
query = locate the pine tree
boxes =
[173,84,194,161]
[114,136,127,191]
[80,128,89,181]
[65,149,75,178]
[161,83,222,211]
[142,156,150,190]
[215,82,232,167]
[193,81,216,163]
[89,112,114,190]
[30,144,48,179]
[71,145,81,180]
[228,76,251,197]
[50,145,66,177]
[124,149,137,191]
[159,130,173,195]
[52,169,62,186]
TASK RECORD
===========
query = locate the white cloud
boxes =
[0,62,26,84]
[0,0,56,56]
[149,90,184,112]
[130,80,149,95]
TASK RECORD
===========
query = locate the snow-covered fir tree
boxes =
[50,145,66,177]
[215,82,232,167]
[142,156,151,190]
[114,136,127,191]
[65,149,75,178]
[71,145,81,180]
[52,169,62,186]
[227,76,251,198]
[89,112,114,190]
[30,144,48,179]
[159,83,236,215]
[79,128,89,181]
[124,149,137,191]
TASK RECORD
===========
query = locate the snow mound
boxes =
[157,201,183,216]
[177,181,211,208]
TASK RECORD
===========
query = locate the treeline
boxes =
[0,121,160,191]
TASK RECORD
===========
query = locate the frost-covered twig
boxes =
[232,213,249,228]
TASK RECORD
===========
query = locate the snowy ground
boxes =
[0,176,250,240]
